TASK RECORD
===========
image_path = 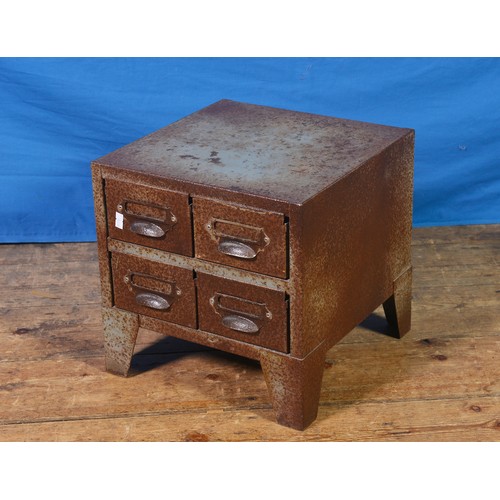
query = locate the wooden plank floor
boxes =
[0,224,499,441]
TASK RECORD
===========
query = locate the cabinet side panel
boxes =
[91,163,113,307]
[294,132,414,357]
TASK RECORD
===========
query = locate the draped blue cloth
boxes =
[1,58,498,242]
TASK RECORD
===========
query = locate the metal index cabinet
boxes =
[91,100,414,430]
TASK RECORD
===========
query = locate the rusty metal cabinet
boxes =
[91,100,414,430]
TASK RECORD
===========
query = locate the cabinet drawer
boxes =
[105,178,192,256]
[197,273,288,353]
[112,253,197,328]
[193,197,287,278]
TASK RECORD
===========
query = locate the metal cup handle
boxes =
[117,200,177,239]
[206,218,270,260]
[217,238,257,259]
[209,292,271,334]
[134,291,171,310]
[124,272,179,312]
[129,220,166,238]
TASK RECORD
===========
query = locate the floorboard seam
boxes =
[1,393,498,428]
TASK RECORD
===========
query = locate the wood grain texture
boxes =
[0,224,499,441]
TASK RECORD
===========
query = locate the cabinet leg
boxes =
[260,345,327,430]
[383,267,412,338]
[102,307,139,376]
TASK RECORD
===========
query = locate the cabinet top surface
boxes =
[94,100,412,204]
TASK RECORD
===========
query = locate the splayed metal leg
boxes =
[383,267,412,339]
[260,344,327,430]
[102,307,139,376]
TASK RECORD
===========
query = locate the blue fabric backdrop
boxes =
[0,58,498,242]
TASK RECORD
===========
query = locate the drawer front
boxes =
[112,253,197,328]
[106,178,192,256]
[197,273,288,352]
[193,197,287,278]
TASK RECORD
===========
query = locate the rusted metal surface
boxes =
[94,99,411,205]
[383,266,413,338]
[292,132,415,358]
[91,99,414,430]
[197,272,288,353]
[91,165,113,307]
[107,238,290,292]
[106,178,192,256]
[98,166,292,215]
[102,306,139,376]
[260,342,328,430]
[140,315,264,362]
[193,197,287,278]
[112,252,197,328]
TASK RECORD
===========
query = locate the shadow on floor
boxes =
[129,310,399,378]
[358,311,401,339]
[129,334,260,377]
